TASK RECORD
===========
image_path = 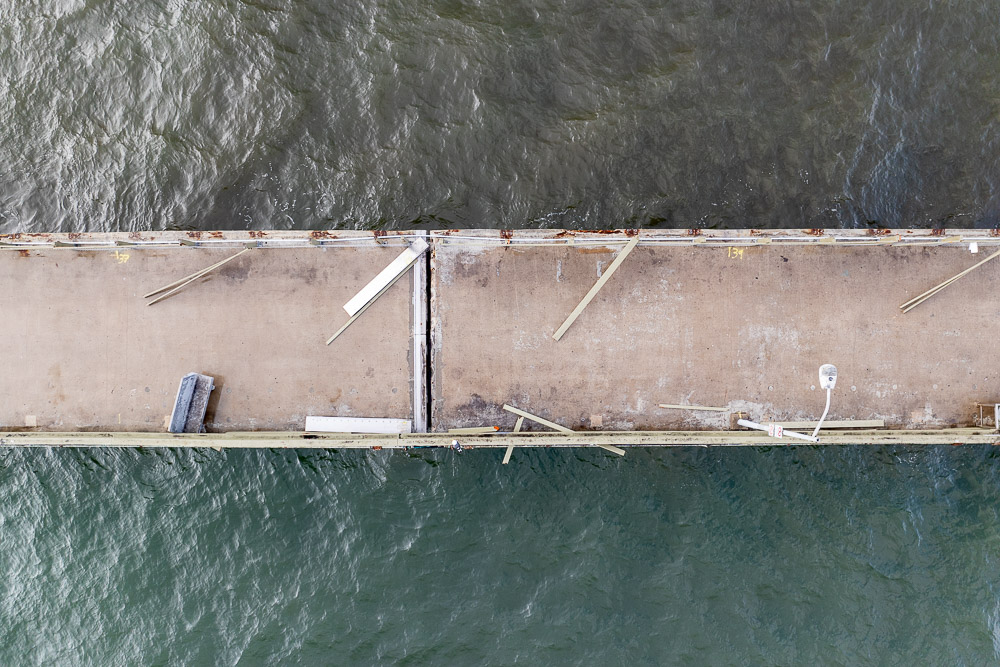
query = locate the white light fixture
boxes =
[736,364,838,443]
[812,364,838,439]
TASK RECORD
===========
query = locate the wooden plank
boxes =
[501,405,624,456]
[327,255,417,344]
[773,419,885,429]
[900,248,1000,312]
[658,403,728,412]
[344,239,429,315]
[143,248,249,298]
[502,404,574,433]
[900,270,965,310]
[304,416,412,434]
[902,272,968,311]
[0,429,997,448]
[146,248,253,305]
[552,235,640,341]
[503,417,524,464]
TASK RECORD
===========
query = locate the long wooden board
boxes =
[344,239,429,315]
[1,429,995,448]
[305,416,412,434]
[327,255,418,344]
[502,404,573,433]
[773,420,885,429]
[552,236,639,341]
[503,416,524,464]
[659,403,728,412]
[501,405,625,456]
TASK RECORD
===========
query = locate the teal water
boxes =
[3,0,1000,663]
[2,446,999,663]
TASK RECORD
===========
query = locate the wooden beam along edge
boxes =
[4,233,997,252]
[2,430,998,448]
[1,235,421,251]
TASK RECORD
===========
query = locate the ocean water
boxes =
[3,0,1000,232]
[3,446,1000,664]
[3,1,1000,664]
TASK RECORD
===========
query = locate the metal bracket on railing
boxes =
[737,418,819,443]
[973,402,1000,428]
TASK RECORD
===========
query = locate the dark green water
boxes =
[3,1,1000,231]
[3,446,1000,664]
[3,1,1000,664]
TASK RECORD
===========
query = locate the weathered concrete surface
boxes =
[0,244,415,431]
[431,238,999,431]
[4,229,999,440]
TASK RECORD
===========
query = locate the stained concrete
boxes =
[0,244,415,431]
[431,239,999,431]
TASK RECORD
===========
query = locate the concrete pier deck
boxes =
[0,234,417,432]
[431,231,998,433]
[1,228,998,448]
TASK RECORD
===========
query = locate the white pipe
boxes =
[812,389,832,439]
[737,419,819,443]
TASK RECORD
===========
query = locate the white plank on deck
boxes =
[344,239,429,315]
[305,416,413,434]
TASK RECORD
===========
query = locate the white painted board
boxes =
[305,416,413,434]
[343,239,429,316]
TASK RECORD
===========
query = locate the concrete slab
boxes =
[431,236,999,431]
[0,244,416,431]
[4,228,999,443]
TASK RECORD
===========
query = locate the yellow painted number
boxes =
[114,250,130,264]
[727,247,744,259]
